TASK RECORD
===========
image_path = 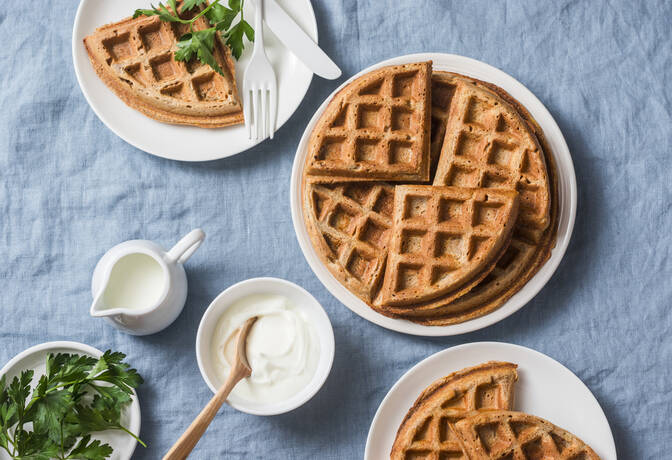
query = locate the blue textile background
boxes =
[1,0,671,458]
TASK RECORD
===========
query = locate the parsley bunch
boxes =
[0,351,144,460]
[134,0,254,76]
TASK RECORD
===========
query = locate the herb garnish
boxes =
[134,0,254,76]
[0,351,144,460]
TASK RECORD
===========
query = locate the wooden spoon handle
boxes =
[162,368,247,460]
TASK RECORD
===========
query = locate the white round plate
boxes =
[0,342,142,460]
[72,0,317,161]
[365,342,616,460]
[290,53,577,336]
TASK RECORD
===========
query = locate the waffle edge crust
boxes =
[301,63,559,326]
[83,6,243,128]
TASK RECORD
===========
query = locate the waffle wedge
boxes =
[453,411,600,460]
[376,185,518,312]
[83,4,243,128]
[305,62,432,181]
[303,177,395,303]
[391,361,518,460]
[390,73,558,325]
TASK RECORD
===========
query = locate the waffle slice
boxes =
[303,177,395,302]
[391,73,558,325]
[377,185,518,309]
[432,72,550,232]
[305,62,432,181]
[453,411,600,460]
[391,362,518,460]
[83,4,243,128]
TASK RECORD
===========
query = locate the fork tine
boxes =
[253,88,261,140]
[245,89,252,140]
[260,85,268,140]
[269,84,277,139]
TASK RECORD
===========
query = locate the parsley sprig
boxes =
[0,351,144,460]
[134,0,254,76]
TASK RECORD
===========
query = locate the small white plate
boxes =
[0,342,142,460]
[196,277,335,415]
[365,342,616,460]
[72,0,317,161]
[290,53,577,336]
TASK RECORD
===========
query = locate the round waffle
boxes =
[301,64,559,326]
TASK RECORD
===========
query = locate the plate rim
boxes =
[0,341,142,460]
[71,0,318,162]
[289,52,577,337]
[364,341,617,460]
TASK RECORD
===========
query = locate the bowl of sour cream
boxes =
[196,277,335,415]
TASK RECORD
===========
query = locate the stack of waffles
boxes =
[302,61,558,326]
[391,362,600,459]
[83,3,243,128]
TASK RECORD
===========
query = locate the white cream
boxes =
[210,294,319,404]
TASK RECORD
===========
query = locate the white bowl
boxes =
[0,341,142,460]
[196,277,335,416]
[290,52,577,337]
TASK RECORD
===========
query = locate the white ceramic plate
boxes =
[365,342,616,460]
[196,277,335,415]
[72,0,317,161]
[290,53,577,336]
[0,342,142,460]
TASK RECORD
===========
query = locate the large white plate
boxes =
[365,342,616,460]
[72,0,317,161]
[290,53,577,336]
[0,342,142,460]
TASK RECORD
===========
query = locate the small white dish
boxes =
[290,52,577,337]
[365,342,616,460]
[72,0,317,161]
[196,277,334,415]
[0,342,142,460]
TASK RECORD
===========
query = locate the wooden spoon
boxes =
[163,316,258,460]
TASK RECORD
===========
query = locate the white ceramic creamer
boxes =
[90,229,205,335]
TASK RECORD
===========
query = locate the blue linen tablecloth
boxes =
[1,0,671,458]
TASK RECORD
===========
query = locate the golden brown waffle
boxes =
[305,62,432,181]
[389,73,558,326]
[432,73,550,231]
[377,185,519,311]
[453,411,600,460]
[83,4,243,128]
[303,177,395,303]
[391,362,518,460]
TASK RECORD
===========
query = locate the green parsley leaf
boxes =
[224,19,254,60]
[66,434,113,460]
[181,0,209,13]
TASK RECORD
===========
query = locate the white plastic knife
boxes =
[251,0,342,80]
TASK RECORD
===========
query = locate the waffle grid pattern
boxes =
[380,185,516,307]
[308,63,430,180]
[307,181,395,301]
[432,79,549,231]
[99,15,237,107]
[455,412,600,460]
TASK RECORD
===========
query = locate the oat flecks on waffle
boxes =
[83,5,243,128]
[377,185,519,309]
[390,361,518,460]
[453,411,601,460]
[302,64,558,326]
[306,61,432,182]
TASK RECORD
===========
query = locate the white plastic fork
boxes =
[243,0,277,140]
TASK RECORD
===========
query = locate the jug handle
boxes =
[166,229,205,264]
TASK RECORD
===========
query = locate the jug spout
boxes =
[90,290,116,318]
